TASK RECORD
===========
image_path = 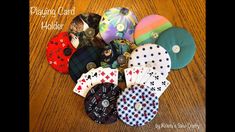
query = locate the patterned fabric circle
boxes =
[128,44,171,78]
[68,13,105,49]
[117,84,159,126]
[99,7,138,43]
[46,32,76,74]
[134,15,172,46]
[69,46,102,82]
[84,83,122,124]
[100,39,135,69]
[156,27,196,69]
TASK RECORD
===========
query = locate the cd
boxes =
[117,84,159,126]
[128,44,171,78]
[99,7,138,43]
[46,32,76,74]
[68,13,105,49]
[134,15,172,46]
[69,46,102,82]
[156,27,196,69]
[84,83,122,124]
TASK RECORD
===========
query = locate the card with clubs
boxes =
[144,71,170,97]
[88,67,102,87]
[139,68,155,85]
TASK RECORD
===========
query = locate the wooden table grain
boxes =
[30,0,205,131]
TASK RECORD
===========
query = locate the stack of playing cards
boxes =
[73,67,119,97]
[124,66,170,97]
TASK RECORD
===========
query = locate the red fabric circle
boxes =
[46,32,76,73]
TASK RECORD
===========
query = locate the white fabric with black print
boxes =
[117,84,159,126]
[128,43,171,78]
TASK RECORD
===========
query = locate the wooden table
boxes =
[30,0,205,131]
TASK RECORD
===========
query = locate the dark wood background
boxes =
[30,0,205,131]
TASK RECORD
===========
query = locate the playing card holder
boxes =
[84,83,122,124]
[117,84,159,126]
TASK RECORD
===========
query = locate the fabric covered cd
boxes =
[117,84,159,126]
[69,46,102,82]
[99,7,138,43]
[128,44,171,78]
[134,15,172,46]
[46,32,76,74]
[156,27,196,69]
[100,39,135,69]
[68,13,105,49]
[84,83,122,124]
[100,39,136,81]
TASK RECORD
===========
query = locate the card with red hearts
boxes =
[98,68,118,85]
[124,66,171,98]
[73,67,119,97]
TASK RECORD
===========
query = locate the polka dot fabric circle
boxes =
[99,7,138,43]
[134,15,172,46]
[128,44,171,78]
[84,83,122,124]
[156,27,196,69]
[69,46,102,82]
[46,32,76,74]
[117,84,159,126]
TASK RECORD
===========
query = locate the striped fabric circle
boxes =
[134,15,172,46]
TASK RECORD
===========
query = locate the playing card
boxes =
[134,67,150,85]
[82,72,94,88]
[73,74,90,97]
[131,67,144,85]
[89,67,102,87]
[139,68,155,85]
[144,71,170,98]
[98,68,118,85]
[124,68,133,87]
[152,79,170,98]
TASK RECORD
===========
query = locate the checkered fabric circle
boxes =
[84,83,122,124]
[69,46,102,82]
[46,32,76,74]
[117,84,159,126]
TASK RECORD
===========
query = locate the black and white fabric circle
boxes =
[128,44,171,78]
[117,84,159,126]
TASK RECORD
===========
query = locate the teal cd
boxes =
[156,27,196,69]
